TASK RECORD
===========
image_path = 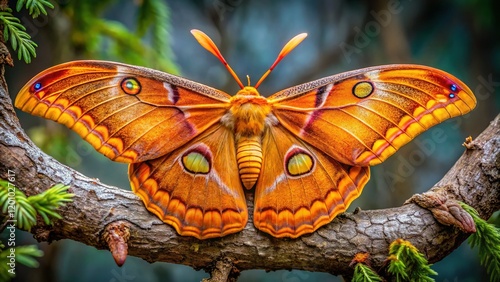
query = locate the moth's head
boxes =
[236,86,260,97]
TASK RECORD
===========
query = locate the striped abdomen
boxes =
[236,136,263,189]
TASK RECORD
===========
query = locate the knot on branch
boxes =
[0,42,13,67]
[103,221,131,267]
[407,189,476,233]
[203,257,238,282]
[462,136,479,150]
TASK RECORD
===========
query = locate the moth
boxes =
[15,30,477,239]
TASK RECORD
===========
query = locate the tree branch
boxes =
[0,58,498,278]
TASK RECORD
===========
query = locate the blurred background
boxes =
[3,0,499,281]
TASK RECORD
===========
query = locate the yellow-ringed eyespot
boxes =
[181,145,212,174]
[352,81,374,98]
[121,78,141,95]
[285,147,314,177]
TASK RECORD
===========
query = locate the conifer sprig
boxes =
[387,239,437,281]
[16,0,54,18]
[352,263,383,282]
[461,202,500,282]
[0,1,54,63]
[0,243,43,281]
[0,8,37,63]
[0,180,73,231]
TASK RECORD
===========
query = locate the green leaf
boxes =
[352,263,383,282]
[0,8,38,63]
[16,247,43,267]
[0,244,43,281]
[15,193,38,230]
[0,180,37,231]
[16,0,24,12]
[387,255,409,281]
[387,239,437,282]
[136,0,178,73]
[12,245,44,268]
[27,184,73,225]
[16,0,55,17]
[461,203,500,282]
[0,181,73,231]
[67,0,178,73]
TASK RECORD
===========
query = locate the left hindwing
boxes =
[129,124,247,239]
[254,125,369,238]
[268,64,477,166]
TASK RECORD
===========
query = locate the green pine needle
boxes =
[387,255,409,281]
[27,184,74,226]
[0,244,43,280]
[0,1,55,63]
[16,0,54,18]
[460,202,500,281]
[8,245,43,267]
[0,8,37,63]
[387,239,437,282]
[352,263,383,282]
[0,180,37,230]
[136,0,178,73]
[50,1,180,73]
[0,180,73,231]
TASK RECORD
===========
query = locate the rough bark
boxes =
[0,60,498,279]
